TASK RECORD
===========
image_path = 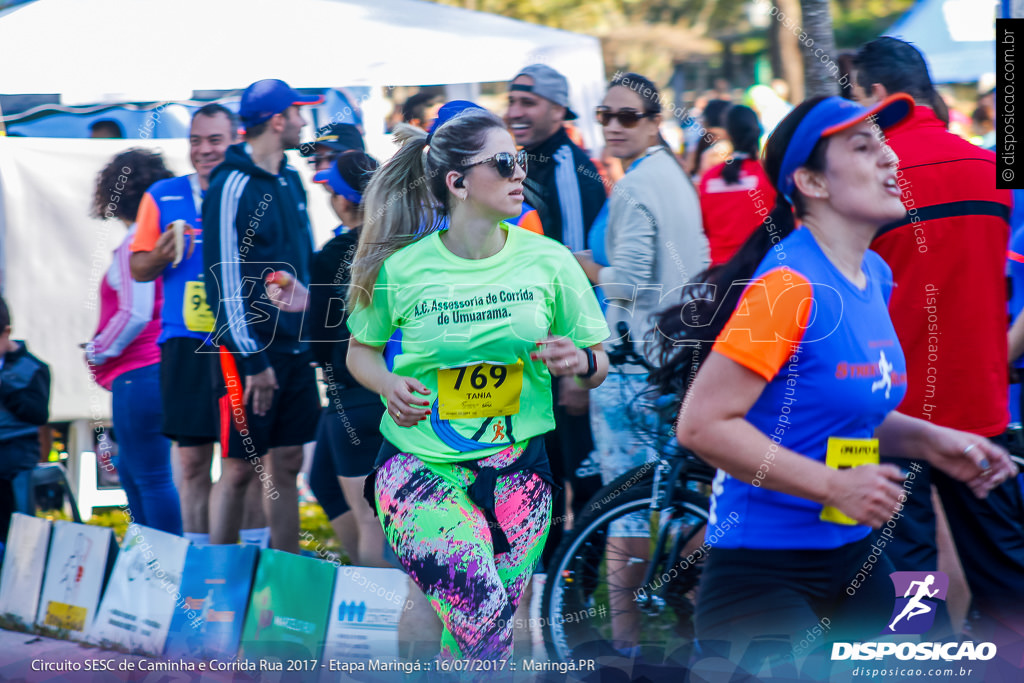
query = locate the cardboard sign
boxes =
[0,514,52,629]
[164,544,258,660]
[87,524,190,655]
[36,521,114,638]
[238,549,335,663]
[322,566,409,662]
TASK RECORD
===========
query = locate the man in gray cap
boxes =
[507,64,607,571]
[506,64,606,248]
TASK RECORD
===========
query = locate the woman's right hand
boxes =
[823,464,906,529]
[265,271,309,313]
[383,374,431,428]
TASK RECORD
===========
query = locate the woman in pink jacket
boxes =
[87,149,181,535]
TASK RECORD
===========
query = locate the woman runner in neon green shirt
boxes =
[345,109,610,661]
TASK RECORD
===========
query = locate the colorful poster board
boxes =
[322,566,408,662]
[238,549,335,663]
[164,544,258,660]
[87,524,190,655]
[0,514,52,629]
[35,521,114,639]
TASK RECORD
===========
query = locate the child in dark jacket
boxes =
[0,295,51,544]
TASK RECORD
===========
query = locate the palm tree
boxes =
[800,0,840,97]
[772,0,806,101]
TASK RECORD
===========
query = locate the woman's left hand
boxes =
[532,335,584,377]
[926,427,1018,499]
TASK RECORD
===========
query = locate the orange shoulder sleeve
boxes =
[130,193,162,252]
[713,268,814,381]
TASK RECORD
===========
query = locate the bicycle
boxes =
[541,323,716,664]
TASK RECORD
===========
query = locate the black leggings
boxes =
[879,438,1024,644]
[696,537,894,675]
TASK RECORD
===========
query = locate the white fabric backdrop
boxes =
[0,136,338,421]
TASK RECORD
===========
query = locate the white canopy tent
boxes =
[0,0,605,147]
[0,0,606,423]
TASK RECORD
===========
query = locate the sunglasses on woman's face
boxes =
[463,150,529,178]
[595,106,656,128]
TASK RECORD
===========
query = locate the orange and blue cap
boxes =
[778,93,913,201]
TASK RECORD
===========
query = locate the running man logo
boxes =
[870,350,894,399]
[883,571,949,635]
[491,422,506,442]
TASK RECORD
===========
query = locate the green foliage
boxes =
[832,0,915,49]
[432,0,623,32]
[430,1,917,52]
[432,0,755,34]
[299,502,343,559]
[86,508,131,543]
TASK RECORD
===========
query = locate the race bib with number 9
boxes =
[184,280,215,333]
[437,360,524,420]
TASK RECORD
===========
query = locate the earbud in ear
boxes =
[454,177,465,188]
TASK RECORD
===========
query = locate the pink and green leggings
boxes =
[374,440,552,660]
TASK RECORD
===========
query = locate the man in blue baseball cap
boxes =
[202,78,323,554]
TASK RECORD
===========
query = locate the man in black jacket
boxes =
[506,65,608,567]
[506,64,607,249]
[203,79,322,554]
[0,296,51,544]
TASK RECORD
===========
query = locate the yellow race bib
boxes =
[184,280,215,333]
[437,360,523,420]
[820,437,879,525]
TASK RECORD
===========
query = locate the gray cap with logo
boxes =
[509,64,578,121]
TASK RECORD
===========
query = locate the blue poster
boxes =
[163,544,258,660]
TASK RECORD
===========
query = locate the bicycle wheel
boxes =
[542,478,709,663]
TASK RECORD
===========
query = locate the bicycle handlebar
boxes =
[606,321,656,373]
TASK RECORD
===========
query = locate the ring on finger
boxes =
[563,359,570,369]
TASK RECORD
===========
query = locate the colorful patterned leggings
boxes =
[374,441,552,660]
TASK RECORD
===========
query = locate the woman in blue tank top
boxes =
[652,95,1018,675]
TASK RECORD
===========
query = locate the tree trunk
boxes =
[799,0,840,98]
[772,0,805,102]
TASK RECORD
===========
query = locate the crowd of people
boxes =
[0,33,1020,671]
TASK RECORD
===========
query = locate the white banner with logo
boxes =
[87,524,190,655]
[322,566,409,662]
[35,521,114,638]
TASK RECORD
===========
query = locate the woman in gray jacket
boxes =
[575,71,709,654]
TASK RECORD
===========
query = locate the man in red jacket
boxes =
[854,37,1022,648]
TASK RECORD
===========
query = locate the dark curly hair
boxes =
[91,148,173,222]
[335,150,379,200]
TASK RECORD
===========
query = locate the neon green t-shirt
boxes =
[347,223,610,463]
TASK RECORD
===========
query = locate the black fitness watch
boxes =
[576,347,598,379]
